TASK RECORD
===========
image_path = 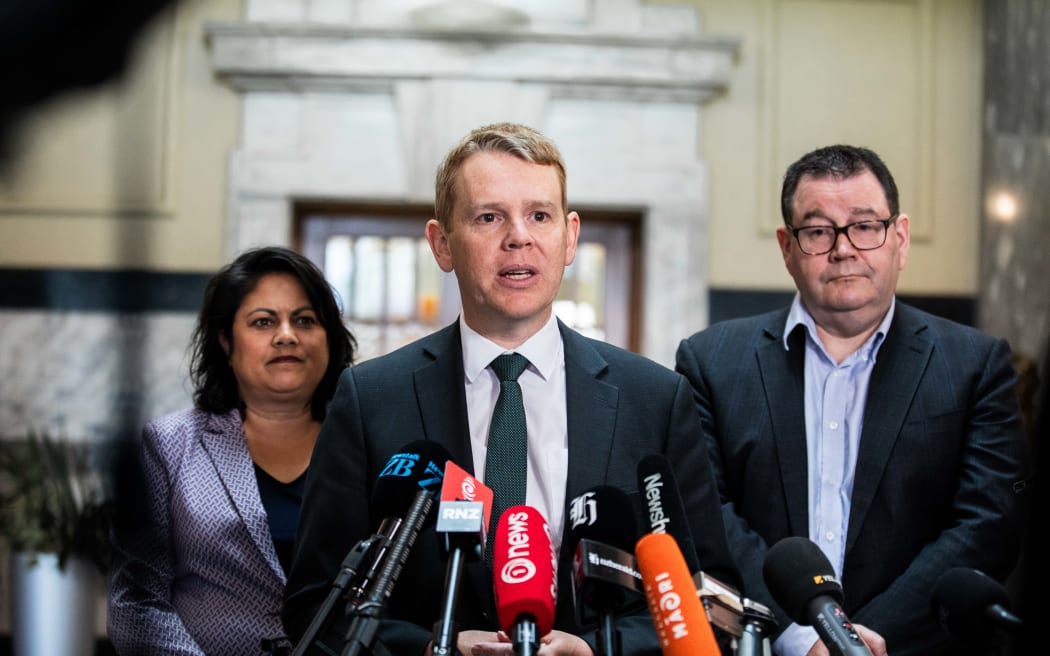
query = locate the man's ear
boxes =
[425,219,455,273]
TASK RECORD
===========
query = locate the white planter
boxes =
[9,552,99,656]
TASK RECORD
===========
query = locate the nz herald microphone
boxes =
[636,532,721,656]
[431,461,493,656]
[493,506,557,656]
[341,442,450,656]
[763,537,873,656]
[568,485,643,656]
[933,567,1023,642]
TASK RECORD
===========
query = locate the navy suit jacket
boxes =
[675,302,1028,655]
[284,320,738,655]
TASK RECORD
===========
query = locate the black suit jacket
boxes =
[284,320,738,655]
[675,302,1028,655]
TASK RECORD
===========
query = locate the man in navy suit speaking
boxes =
[676,144,1028,656]
[284,123,739,656]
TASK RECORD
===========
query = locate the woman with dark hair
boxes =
[108,246,355,655]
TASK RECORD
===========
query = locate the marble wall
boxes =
[979,0,1050,376]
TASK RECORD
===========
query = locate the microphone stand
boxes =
[737,599,776,656]
[596,611,622,656]
[431,501,485,656]
[291,532,391,656]
[341,492,434,656]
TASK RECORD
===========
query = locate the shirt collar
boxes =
[460,314,562,383]
[783,294,895,361]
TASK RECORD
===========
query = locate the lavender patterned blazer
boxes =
[108,408,289,655]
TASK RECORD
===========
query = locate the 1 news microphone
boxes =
[493,505,557,656]
[431,461,492,656]
[636,532,721,656]
[763,537,872,656]
[292,440,449,656]
[933,567,1023,643]
[568,485,642,656]
[340,442,450,656]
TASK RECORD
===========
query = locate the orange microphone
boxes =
[635,532,721,656]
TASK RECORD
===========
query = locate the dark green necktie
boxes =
[484,352,530,562]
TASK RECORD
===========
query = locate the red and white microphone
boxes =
[635,532,721,656]
[493,505,557,656]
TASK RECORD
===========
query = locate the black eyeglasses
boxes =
[789,215,898,255]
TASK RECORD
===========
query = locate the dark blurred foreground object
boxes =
[932,567,1023,648]
[0,0,177,162]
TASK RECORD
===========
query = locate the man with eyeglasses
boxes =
[675,145,1027,655]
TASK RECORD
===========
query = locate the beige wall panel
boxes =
[695,0,981,294]
[0,0,243,272]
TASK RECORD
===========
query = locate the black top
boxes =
[254,463,307,575]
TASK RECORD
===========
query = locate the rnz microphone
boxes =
[763,537,872,656]
[933,567,1023,643]
[636,532,721,656]
[431,461,492,656]
[493,505,557,656]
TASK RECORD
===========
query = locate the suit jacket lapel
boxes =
[755,315,810,537]
[414,323,474,473]
[198,410,285,582]
[560,324,618,549]
[846,305,932,553]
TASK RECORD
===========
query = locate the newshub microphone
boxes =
[292,440,449,656]
[635,532,721,656]
[763,537,872,656]
[933,567,1023,643]
[568,485,643,656]
[493,505,557,656]
[340,442,450,656]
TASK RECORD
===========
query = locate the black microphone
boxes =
[636,454,701,573]
[431,461,492,656]
[568,485,643,656]
[762,536,873,656]
[340,441,450,656]
[292,440,449,656]
[933,567,1023,643]
[637,454,775,651]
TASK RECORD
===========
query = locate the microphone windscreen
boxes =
[636,532,721,656]
[370,440,451,519]
[493,505,557,636]
[762,536,844,624]
[933,567,1011,642]
[567,485,638,552]
[636,453,700,574]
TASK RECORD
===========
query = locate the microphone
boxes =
[340,442,450,656]
[635,532,721,656]
[933,567,1023,642]
[637,454,700,573]
[568,485,643,656]
[292,440,449,656]
[492,505,557,656]
[762,537,872,656]
[431,461,493,656]
[637,454,776,650]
